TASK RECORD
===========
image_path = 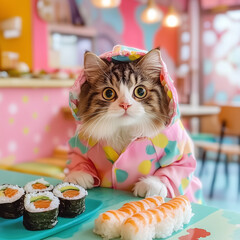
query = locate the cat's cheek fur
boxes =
[133,176,167,198]
[64,171,94,189]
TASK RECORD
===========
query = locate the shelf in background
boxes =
[0,78,75,88]
[48,23,96,37]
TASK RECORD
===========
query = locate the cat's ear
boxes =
[136,49,162,78]
[84,52,109,82]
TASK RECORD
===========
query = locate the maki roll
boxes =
[0,184,24,219]
[53,182,87,218]
[24,178,53,193]
[23,191,59,230]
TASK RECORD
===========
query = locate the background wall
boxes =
[0,88,75,164]
[33,0,179,75]
[1,0,180,164]
[202,10,240,105]
[80,0,179,60]
[0,0,32,69]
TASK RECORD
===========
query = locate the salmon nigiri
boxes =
[121,195,193,240]
[94,196,164,239]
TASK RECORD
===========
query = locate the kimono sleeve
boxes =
[65,134,100,186]
[153,139,202,199]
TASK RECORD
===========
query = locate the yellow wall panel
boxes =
[0,0,32,69]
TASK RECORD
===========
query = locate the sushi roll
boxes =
[53,182,87,218]
[0,184,25,219]
[121,195,193,240]
[94,196,164,239]
[24,178,53,193]
[23,191,59,231]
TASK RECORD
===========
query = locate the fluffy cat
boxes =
[78,50,169,154]
[65,46,202,201]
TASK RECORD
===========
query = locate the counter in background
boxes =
[180,104,220,118]
[0,79,75,164]
[0,78,75,88]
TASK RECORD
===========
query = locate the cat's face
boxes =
[78,49,170,141]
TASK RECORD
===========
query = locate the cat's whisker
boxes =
[81,116,104,138]
[95,60,112,79]
[81,109,109,118]
[81,113,109,143]
[147,111,171,120]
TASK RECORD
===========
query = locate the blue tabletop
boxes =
[0,170,240,240]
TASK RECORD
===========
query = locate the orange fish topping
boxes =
[4,188,18,198]
[32,183,47,190]
[63,189,79,198]
[34,199,51,209]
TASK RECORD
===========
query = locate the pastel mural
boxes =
[201,0,240,9]
[33,0,179,71]
[79,0,178,76]
[202,10,240,104]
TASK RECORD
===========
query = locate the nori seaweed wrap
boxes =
[53,182,87,218]
[23,191,59,230]
[0,184,25,219]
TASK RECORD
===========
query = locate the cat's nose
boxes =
[119,102,131,110]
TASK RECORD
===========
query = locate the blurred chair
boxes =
[7,145,69,180]
[193,112,221,177]
[194,106,240,198]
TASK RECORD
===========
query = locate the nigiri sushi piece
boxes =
[94,196,164,239]
[121,195,193,240]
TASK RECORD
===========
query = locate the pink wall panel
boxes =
[0,88,75,164]
[154,25,178,63]
[119,0,144,49]
[32,0,49,71]
[201,0,240,9]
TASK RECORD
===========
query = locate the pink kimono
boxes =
[66,45,202,203]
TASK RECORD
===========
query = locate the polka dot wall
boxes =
[202,10,240,104]
[0,88,75,164]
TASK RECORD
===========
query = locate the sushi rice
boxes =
[53,182,87,218]
[0,184,24,204]
[24,178,53,193]
[53,182,87,200]
[94,196,164,239]
[24,191,59,213]
[0,184,25,219]
[121,195,193,240]
[23,191,60,230]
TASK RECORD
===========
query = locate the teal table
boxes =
[1,170,240,240]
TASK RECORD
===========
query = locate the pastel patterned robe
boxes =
[65,45,202,203]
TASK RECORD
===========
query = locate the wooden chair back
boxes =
[218,105,240,136]
[200,105,240,136]
[200,114,221,135]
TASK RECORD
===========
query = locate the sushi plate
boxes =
[0,198,102,240]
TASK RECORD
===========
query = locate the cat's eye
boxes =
[102,88,116,101]
[134,86,147,99]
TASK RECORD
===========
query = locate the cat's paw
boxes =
[133,176,167,198]
[64,171,94,189]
